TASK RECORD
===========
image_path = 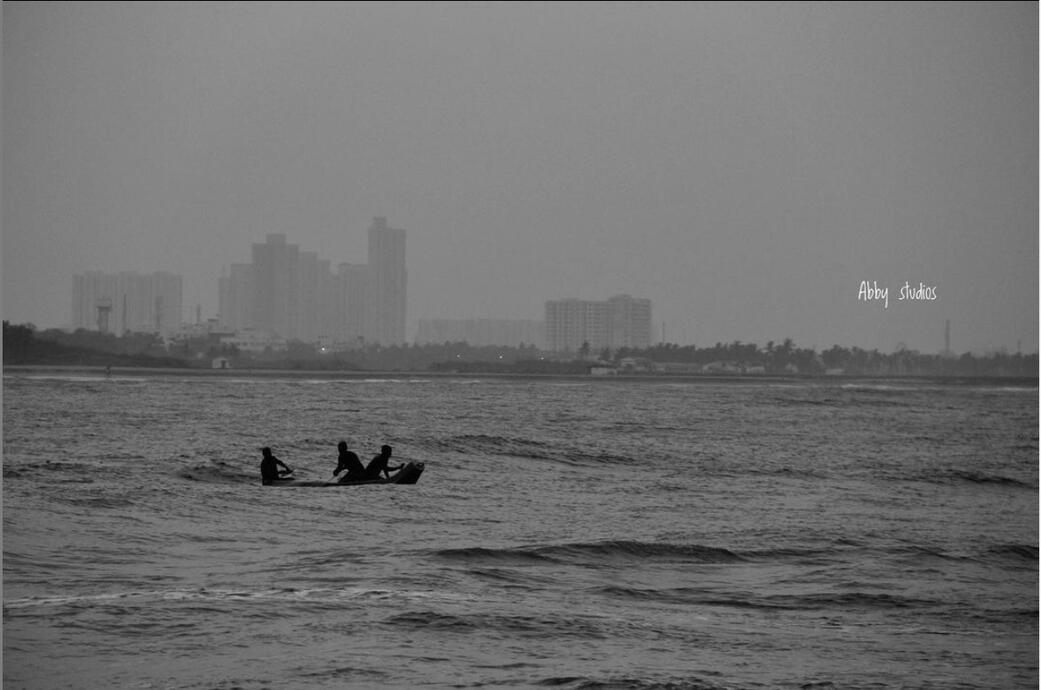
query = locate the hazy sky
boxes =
[3,1,1037,353]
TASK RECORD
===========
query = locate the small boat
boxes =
[264,461,425,487]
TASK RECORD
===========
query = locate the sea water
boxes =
[3,371,1037,689]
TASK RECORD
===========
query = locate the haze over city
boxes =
[3,2,1037,354]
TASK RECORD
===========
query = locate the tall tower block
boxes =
[367,217,407,345]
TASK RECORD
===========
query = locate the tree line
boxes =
[2,322,186,368]
[611,339,1037,377]
[3,321,1037,378]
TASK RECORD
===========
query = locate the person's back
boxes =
[335,441,366,483]
[364,444,401,480]
[260,447,291,484]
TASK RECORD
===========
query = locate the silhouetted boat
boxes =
[264,461,425,487]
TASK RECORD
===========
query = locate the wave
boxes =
[877,543,1039,574]
[836,381,1038,393]
[876,468,1039,490]
[738,545,846,563]
[3,460,99,480]
[431,545,555,565]
[466,566,561,588]
[840,383,931,392]
[59,495,137,509]
[380,608,721,651]
[593,585,942,612]
[984,544,1039,567]
[419,434,557,460]
[432,540,1037,573]
[4,374,148,384]
[294,378,435,385]
[432,540,745,566]
[593,585,708,606]
[544,541,745,562]
[941,470,1037,489]
[535,675,729,689]
[175,459,256,484]
[563,449,640,467]
[2,586,462,611]
[416,434,639,467]
[770,591,943,610]
[384,610,612,639]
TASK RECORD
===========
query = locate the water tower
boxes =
[96,297,113,333]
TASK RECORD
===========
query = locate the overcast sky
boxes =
[3,1,1037,353]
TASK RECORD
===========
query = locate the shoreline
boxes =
[3,364,1037,387]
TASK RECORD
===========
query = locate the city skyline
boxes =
[3,3,1037,355]
[216,217,406,344]
[43,222,1041,355]
[70,231,661,352]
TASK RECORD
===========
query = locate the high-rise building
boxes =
[314,257,338,343]
[606,294,653,349]
[545,295,652,353]
[545,299,608,353]
[338,262,370,345]
[218,219,407,346]
[72,271,182,336]
[367,217,407,345]
[218,263,253,332]
[250,234,299,339]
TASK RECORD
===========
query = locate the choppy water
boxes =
[3,370,1038,689]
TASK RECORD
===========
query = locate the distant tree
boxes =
[3,321,37,360]
[822,345,850,370]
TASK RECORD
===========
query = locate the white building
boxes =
[544,295,652,353]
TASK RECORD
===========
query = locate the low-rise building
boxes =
[219,328,287,353]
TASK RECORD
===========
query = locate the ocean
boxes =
[2,370,1037,689]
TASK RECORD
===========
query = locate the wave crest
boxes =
[432,540,744,565]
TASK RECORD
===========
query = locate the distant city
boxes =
[218,217,407,350]
[68,217,654,355]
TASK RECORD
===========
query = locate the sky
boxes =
[3,1,1037,354]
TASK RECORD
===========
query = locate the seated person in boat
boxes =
[363,444,404,480]
[260,447,293,485]
[334,441,366,483]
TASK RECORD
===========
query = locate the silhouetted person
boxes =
[260,447,292,485]
[334,440,366,483]
[364,444,403,480]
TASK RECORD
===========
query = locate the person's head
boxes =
[381,444,392,457]
[338,441,347,452]
[262,447,272,458]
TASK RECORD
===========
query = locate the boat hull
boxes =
[265,461,425,487]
